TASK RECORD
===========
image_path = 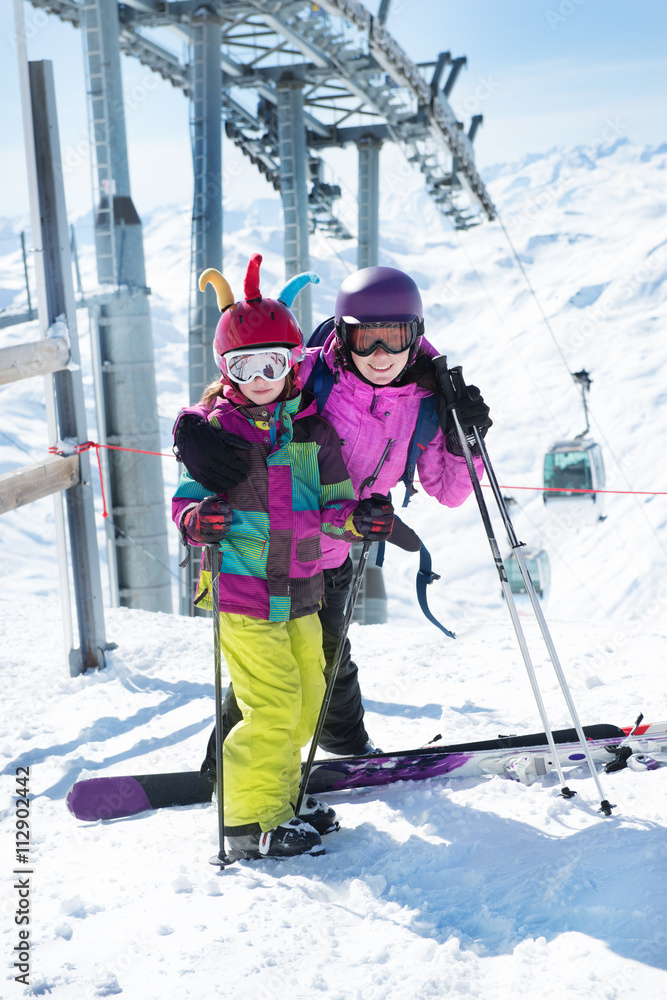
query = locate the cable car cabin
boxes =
[503,547,551,599]
[543,440,605,524]
[350,542,387,625]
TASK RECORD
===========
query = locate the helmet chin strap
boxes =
[288,366,303,396]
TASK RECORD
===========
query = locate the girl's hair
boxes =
[200,369,296,406]
[393,350,439,394]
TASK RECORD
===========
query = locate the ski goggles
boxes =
[222,346,298,383]
[338,320,423,357]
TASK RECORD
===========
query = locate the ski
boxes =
[66,720,667,822]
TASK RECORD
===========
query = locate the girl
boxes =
[172,254,394,860]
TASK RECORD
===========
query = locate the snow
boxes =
[2,139,667,998]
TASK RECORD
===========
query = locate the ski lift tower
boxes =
[79,0,172,612]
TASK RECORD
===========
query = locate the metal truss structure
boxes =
[29,0,496,235]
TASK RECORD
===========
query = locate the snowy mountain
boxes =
[1,140,667,998]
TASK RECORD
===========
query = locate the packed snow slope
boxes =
[1,139,667,999]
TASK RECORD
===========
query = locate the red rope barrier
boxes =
[94,442,171,458]
[483,483,667,497]
[45,440,667,521]
[91,444,108,518]
[48,440,173,519]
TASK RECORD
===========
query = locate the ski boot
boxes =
[319,737,383,757]
[225,817,325,861]
[296,795,339,835]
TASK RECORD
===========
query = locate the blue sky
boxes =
[2,0,666,220]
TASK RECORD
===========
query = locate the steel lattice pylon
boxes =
[31,0,496,233]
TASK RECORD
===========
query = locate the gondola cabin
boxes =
[503,547,551,599]
[350,541,387,625]
[543,439,605,523]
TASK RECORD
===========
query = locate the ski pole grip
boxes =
[433,355,460,411]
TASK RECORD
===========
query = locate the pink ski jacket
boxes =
[298,332,481,568]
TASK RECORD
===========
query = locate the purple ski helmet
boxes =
[334,266,424,367]
[334,266,423,325]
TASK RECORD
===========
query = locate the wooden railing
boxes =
[0,336,81,513]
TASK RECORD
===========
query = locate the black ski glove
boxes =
[437,381,492,456]
[353,494,395,541]
[183,498,233,546]
[174,412,252,493]
[388,515,421,552]
[456,384,492,432]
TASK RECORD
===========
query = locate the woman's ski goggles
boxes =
[222,346,298,383]
[338,319,423,357]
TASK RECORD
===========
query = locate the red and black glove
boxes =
[352,494,394,541]
[182,498,233,546]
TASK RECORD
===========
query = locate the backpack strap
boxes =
[307,315,336,348]
[384,514,455,639]
[416,542,456,639]
[400,392,441,507]
[304,351,335,413]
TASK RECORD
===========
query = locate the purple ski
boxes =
[66,721,667,823]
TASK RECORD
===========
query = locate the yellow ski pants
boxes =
[219,612,326,830]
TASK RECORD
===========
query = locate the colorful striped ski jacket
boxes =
[172,389,361,622]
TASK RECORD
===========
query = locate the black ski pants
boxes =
[200,556,369,777]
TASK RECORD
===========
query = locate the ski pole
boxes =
[208,543,233,867]
[468,398,614,815]
[295,538,373,816]
[434,356,613,814]
[296,442,395,815]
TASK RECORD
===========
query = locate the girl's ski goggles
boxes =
[222,346,299,383]
[338,319,423,357]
